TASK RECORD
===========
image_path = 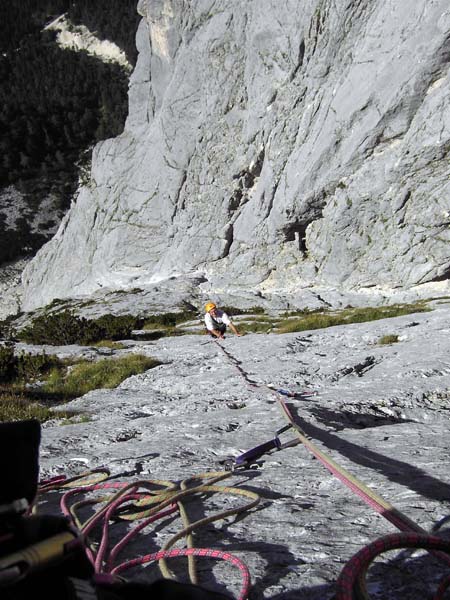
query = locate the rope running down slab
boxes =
[212,339,435,535]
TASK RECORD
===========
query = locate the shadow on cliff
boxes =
[287,404,450,505]
[263,536,450,600]
[310,405,415,431]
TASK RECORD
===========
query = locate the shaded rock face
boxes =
[22,0,450,310]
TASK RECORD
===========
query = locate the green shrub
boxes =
[0,345,63,384]
[18,311,143,345]
[143,311,198,329]
[220,306,251,316]
[221,306,266,316]
[93,314,142,340]
[0,344,18,382]
[248,306,265,314]
[19,311,99,345]
[16,352,62,382]
[19,310,201,346]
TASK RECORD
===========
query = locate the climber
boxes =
[204,302,242,339]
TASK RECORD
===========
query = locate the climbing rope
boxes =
[212,339,436,531]
[38,467,111,492]
[38,468,258,600]
[32,339,450,599]
[277,398,426,535]
[212,337,450,595]
[335,532,450,600]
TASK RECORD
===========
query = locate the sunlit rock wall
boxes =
[22,0,450,310]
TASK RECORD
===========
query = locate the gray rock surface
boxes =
[37,301,450,599]
[0,258,29,320]
[22,0,450,311]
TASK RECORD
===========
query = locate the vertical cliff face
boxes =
[22,0,450,310]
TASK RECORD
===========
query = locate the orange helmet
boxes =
[205,302,217,312]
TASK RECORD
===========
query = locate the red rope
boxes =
[336,532,450,600]
[48,475,253,599]
[110,547,251,600]
[214,339,450,596]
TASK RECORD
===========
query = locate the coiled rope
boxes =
[38,469,258,599]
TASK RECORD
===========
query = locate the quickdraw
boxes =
[224,424,299,470]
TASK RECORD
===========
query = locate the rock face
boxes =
[22,0,450,311]
[37,302,450,598]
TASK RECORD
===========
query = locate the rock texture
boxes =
[0,258,29,320]
[22,0,450,311]
[37,301,450,598]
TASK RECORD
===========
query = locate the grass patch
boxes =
[0,346,160,423]
[0,389,72,423]
[378,334,400,345]
[276,312,339,333]
[275,302,429,334]
[42,354,160,399]
[280,308,324,318]
[242,319,279,333]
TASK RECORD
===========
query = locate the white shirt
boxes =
[204,310,231,331]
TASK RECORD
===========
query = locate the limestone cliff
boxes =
[22,0,450,311]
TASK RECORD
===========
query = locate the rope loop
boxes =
[38,467,111,492]
[38,468,257,600]
[336,532,450,600]
[111,547,251,600]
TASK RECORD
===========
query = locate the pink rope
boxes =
[111,547,251,600]
[336,532,450,600]
[105,505,178,572]
[60,481,129,519]
[56,476,252,599]
[38,474,67,487]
